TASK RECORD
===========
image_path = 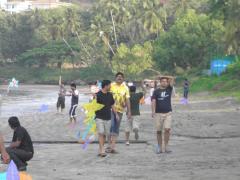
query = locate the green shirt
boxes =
[130,92,144,116]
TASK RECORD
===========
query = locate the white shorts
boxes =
[125,116,140,132]
[96,118,111,136]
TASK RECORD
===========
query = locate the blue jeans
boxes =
[110,112,123,136]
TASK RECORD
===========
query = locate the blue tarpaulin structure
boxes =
[210,56,235,75]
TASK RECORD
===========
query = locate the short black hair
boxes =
[8,116,20,129]
[115,72,124,78]
[101,80,111,89]
[129,86,136,93]
[160,77,169,81]
[70,83,76,88]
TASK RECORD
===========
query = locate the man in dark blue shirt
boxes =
[152,76,175,154]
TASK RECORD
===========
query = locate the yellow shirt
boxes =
[110,82,130,113]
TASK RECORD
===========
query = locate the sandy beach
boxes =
[0,85,240,180]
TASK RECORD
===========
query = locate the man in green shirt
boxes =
[125,82,146,145]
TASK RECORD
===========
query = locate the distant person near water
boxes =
[152,76,175,154]
[95,80,118,157]
[6,117,34,171]
[66,83,79,124]
[183,78,190,99]
[107,72,131,153]
[0,133,10,164]
[57,76,66,113]
[125,81,147,145]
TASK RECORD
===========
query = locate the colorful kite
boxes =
[180,98,188,105]
[0,160,32,180]
[80,99,104,149]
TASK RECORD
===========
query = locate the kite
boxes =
[180,98,188,105]
[39,104,49,112]
[79,99,104,149]
[0,160,32,180]
[7,78,19,93]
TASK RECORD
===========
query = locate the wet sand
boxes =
[0,85,240,180]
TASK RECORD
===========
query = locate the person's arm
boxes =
[0,135,10,163]
[9,129,23,149]
[151,90,157,118]
[141,80,147,96]
[151,99,156,118]
[172,86,176,98]
[9,140,21,148]
[59,76,62,86]
[111,105,120,121]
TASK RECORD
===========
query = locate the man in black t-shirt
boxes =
[95,80,117,157]
[152,76,175,154]
[6,117,34,171]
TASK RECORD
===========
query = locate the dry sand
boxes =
[0,85,240,180]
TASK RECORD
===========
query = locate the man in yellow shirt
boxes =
[108,72,131,153]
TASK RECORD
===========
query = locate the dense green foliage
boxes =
[0,0,239,83]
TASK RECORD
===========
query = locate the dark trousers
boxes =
[6,147,33,169]
[184,89,189,99]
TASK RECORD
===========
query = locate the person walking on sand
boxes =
[6,117,34,171]
[107,72,131,153]
[95,80,118,157]
[57,76,66,113]
[66,83,79,124]
[0,134,10,164]
[183,78,189,99]
[125,81,146,145]
[152,76,175,154]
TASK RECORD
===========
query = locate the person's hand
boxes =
[116,113,120,122]
[127,111,131,119]
[152,112,156,118]
[2,150,10,164]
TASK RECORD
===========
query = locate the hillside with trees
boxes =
[0,0,239,86]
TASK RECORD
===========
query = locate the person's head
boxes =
[101,80,111,91]
[129,86,136,93]
[159,77,169,88]
[8,116,20,130]
[115,72,124,84]
[70,83,76,91]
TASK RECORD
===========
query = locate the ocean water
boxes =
[0,85,89,118]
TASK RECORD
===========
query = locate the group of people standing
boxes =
[0,71,178,172]
[81,72,176,156]
[55,72,176,156]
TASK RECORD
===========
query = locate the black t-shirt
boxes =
[130,92,144,116]
[12,126,34,153]
[152,86,173,113]
[95,91,115,120]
